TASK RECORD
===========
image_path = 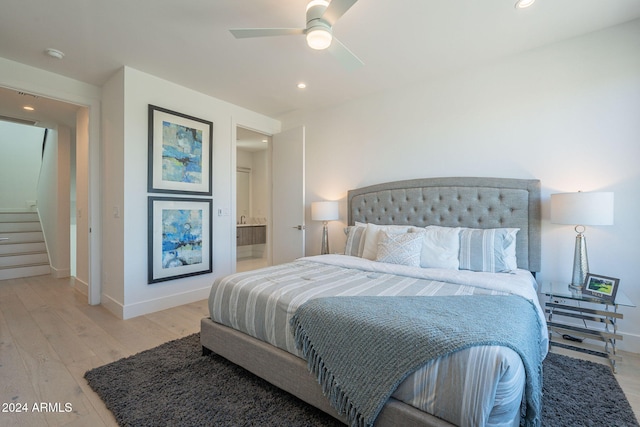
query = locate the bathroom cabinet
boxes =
[237,225,266,246]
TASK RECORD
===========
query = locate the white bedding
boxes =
[208,255,548,427]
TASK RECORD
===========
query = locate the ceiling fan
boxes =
[229,0,363,71]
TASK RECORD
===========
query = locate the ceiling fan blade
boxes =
[328,37,364,71]
[230,28,305,39]
[322,0,358,26]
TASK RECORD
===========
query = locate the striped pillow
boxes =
[458,228,518,273]
[344,225,366,257]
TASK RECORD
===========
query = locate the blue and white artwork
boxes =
[149,105,212,195]
[162,121,203,185]
[161,208,203,269]
[149,197,212,284]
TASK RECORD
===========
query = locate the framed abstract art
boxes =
[148,197,212,283]
[148,105,213,195]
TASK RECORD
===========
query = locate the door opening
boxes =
[235,127,270,272]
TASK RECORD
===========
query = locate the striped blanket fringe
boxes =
[291,295,543,427]
[293,321,368,427]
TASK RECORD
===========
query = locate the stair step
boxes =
[0,212,39,222]
[0,213,49,280]
[0,222,43,233]
[0,242,47,255]
[0,264,50,281]
[0,231,44,243]
[0,252,49,268]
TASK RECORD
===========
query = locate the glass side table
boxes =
[540,282,635,373]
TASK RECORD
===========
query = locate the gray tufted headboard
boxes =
[347,177,541,272]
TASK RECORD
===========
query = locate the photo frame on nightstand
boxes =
[582,273,619,303]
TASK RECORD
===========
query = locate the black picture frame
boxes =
[148,197,212,284]
[148,105,213,195]
[582,273,620,303]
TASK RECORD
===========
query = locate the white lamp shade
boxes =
[550,192,614,226]
[311,201,339,221]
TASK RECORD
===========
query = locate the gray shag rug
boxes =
[85,333,639,427]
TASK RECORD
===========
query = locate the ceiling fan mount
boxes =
[230,0,363,71]
[305,0,333,50]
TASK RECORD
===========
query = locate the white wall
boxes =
[280,20,640,352]
[36,126,71,277]
[101,66,280,319]
[252,149,269,221]
[0,121,43,211]
[101,68,126,309]
[236,148,269,221]
[75,107,90,290]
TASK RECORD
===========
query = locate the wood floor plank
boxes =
[0,294,94,426]
[145,306,203,337]
[12,277,50,312]
[0,307,48,427]
[0,278,21,297]
[52,304,130,365]
[65,357,116,427]
[29,307,97,365]
[75,304,175,355]
[616,351,640,416]
[182,298,210,316]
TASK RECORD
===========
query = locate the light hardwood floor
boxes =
[236,257,268,273]
[0,275,638,426]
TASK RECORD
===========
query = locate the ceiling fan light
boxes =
[515,0,535,9]
[306,27,332,50]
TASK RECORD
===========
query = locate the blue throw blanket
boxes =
[290,295,543,427]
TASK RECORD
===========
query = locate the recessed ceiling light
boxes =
[44,48,65,59]
[23,105,35,111]
[297,82,307,89]
[515,0,535,9]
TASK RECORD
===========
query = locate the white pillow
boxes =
[361,223,412,260]
[416,225,462,269]
[375,231,423,267]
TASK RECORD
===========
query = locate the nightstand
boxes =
[541,282,635,373]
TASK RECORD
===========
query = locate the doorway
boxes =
[235,126,270,272]
[0,85,93,300]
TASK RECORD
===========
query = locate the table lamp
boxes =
[550,191,614,290]
[311,201,339,255]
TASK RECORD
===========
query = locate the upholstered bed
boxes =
[200,177,546,427]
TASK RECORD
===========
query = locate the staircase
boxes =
[0,212,50,280]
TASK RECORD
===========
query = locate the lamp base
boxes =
[568,283,583,292]
[320,222,329,255]
[570,229,588,291]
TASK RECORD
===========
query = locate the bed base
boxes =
[200,317,454,427]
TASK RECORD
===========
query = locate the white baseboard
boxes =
[50,266,71,279]
[100,287,211,320]
[120,287,211,320]
[73,277,89,296]
[101,293,125,319]
[619,332,640,354]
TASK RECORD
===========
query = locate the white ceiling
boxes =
[1,0,639,128]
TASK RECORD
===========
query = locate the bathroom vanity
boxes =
[236,224,266,246]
